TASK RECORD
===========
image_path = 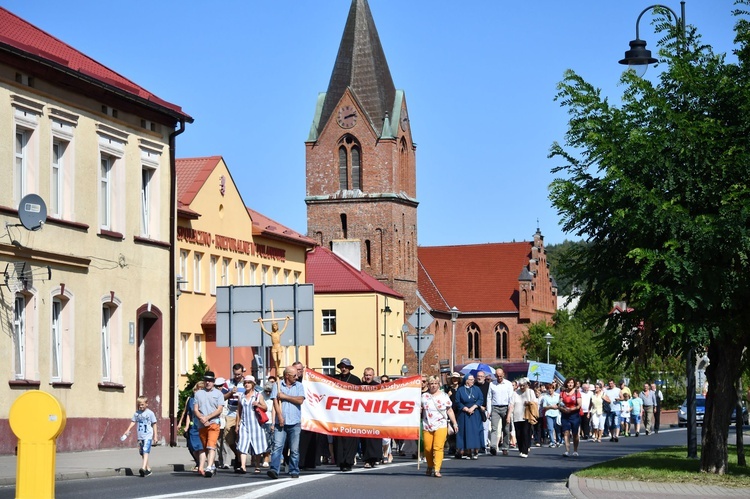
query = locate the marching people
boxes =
[603,379,622,442]
[629,389,644,437]
[488,367,514,456]
[640,383,657,435]
[180,381,205,471]
[333,358,361,471]
[540,383,561,447]
[193,371,225,477]
[223,364,247,470]
[579,382,593,440]
[474,371,491,453]
[590,382,605,443]
[121,395,158,477]
[267,366,305,479]
[454,373,484,459]
[559,377,581,457]
[652,383,663,433]
[361,367,382,468]
[508,377,537,458]
[235,375,267,473]
[443,372,462,456]
[421,375,458,477]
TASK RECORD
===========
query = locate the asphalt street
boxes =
[0,428,694,499]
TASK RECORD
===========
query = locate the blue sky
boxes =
[2,0,739,246]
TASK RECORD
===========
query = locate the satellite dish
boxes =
[18,194,47,231]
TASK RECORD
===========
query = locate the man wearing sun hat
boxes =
[333,358,360,471]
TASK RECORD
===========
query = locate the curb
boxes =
[0,464,189,487]
[567,473,583,498]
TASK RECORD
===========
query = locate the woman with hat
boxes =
[235,375,268,473]
[333,358,360,471]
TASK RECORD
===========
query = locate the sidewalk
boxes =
[0,443,195,487]
[568,473,750,498]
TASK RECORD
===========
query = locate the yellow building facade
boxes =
[0,8,191,452]
[176,157,314,385]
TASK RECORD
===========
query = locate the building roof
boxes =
[418,242,533,314]
[176,156,223,208]
[246,207,316,247]
[0,7,191,120]
[306,246,402,298]
[317,0,396,137]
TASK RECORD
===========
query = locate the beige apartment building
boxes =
[0,8,191,452]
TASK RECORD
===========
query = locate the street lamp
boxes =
[619,2,686,76]
[544,332,553,364]
[450,306,459,371]
[381,303,392,376]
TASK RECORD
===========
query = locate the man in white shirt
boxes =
[603,379,622,442]
[579,383,593,440]
[488,368,514,456]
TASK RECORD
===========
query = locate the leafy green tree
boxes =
[177,356,209,431]
[549,4,750,474]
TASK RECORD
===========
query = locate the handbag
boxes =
[255,405,269,425]
[480,410,487,422]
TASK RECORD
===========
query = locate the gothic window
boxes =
[494,322,509,359]
[365,240,371,266]
[399,137,408,192]
[337,135,361,190]
[467,323,480,359]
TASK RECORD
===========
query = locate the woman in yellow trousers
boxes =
[421,375,458,477]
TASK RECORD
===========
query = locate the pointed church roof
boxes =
[317,0,396,137]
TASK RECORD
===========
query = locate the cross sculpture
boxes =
[254,300,292,375]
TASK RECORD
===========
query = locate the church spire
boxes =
[317,0,396,137]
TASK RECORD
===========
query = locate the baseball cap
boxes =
[203,371,216,382]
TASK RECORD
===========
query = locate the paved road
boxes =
[0,428,693,499]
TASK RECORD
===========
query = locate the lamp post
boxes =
[450,306,459,371]
[544,332,553,364]
[618,2,686,76]
[618,1,695,459]
[381,302,392,376]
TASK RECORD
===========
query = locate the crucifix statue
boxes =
[254,300,292,374]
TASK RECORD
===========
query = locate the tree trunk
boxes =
[701,338,743,474]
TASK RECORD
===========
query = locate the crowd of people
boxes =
[167,361,664,481]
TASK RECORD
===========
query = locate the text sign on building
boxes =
[216,284,314,347]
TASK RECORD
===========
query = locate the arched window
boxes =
[337,135,362,190]
[467,323,480,359]
[338,147,348,189]
[340,213,347,239]
[365,240,371,266]
[495,322,509,360]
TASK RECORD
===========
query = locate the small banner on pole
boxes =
[301,369,421,440]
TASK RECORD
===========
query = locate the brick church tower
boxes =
[305,0,418,313]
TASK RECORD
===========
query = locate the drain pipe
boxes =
[168,118,186,446]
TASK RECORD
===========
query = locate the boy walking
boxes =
[122,396,158,477]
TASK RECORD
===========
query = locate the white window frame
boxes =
[261,265,269,284]
[101,305,112,382]
[180,333,189,374]
[250,263,257,285]
[322,309,337,335]
[100,156,112,230]
[322,357,336,376]
[237,261,246,285]
[194,334,202,364]
[51,298,62,381]
[272,267,279,284]
[15,130,28,202]
[141,166,154,237]
[179,250,189,291]
[222,258,230,286]
[193,252,203,293]
[210,256,218,295]
[294,271,301,284]
[13,295,26,379]
[283,269,290,284]
[51,140,66,217]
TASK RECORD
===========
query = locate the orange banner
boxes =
[301,369,421,440]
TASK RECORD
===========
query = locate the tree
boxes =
[549,4,750,474]
[177,356,209,432]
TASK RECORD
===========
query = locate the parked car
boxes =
[677,395,748,426]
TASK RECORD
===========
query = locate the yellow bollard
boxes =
[9,391,66,499]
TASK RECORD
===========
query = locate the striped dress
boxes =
[237,391,268,456]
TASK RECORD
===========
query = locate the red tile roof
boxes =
[306,246,403,298]
[202,303,217,327]
[176,156,222,208]
[0,7,191,120]
[246,207,316,247]
[418,242,532,313]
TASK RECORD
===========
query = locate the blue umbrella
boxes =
[459,362,495,380]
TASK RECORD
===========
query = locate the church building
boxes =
[305,0,418,315]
